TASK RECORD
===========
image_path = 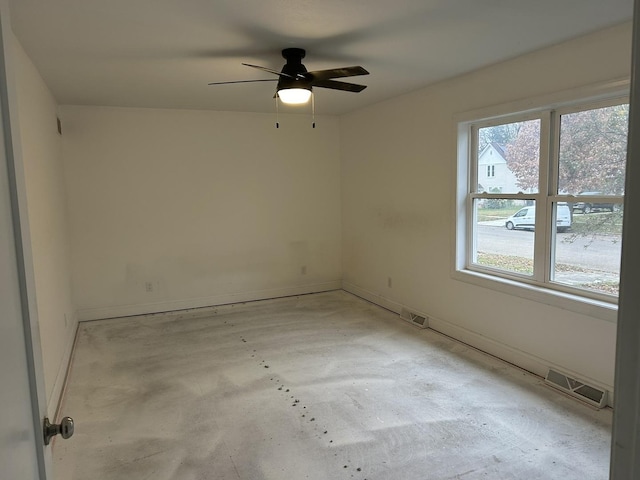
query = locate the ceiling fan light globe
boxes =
[278,88,312,104]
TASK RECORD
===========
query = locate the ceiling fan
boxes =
[208,48,369,105]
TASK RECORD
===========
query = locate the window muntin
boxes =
[463,99,627,302]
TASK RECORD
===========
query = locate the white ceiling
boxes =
[9,0,634,115]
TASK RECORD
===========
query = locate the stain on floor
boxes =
[53,291,611,479]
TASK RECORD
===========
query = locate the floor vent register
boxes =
[399,308,429,329]
[544,368,607,408]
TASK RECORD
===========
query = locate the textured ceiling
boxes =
[9,0,634,115]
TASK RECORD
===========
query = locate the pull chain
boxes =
[275,95,280,128]
[311,92,316,128]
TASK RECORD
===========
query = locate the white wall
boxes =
[341,23,632,392]
[13,17,630,409]
[60,106,342,320]
[14,37,76,416]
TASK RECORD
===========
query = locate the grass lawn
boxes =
[476,207,520,222]
[570,211,623,235]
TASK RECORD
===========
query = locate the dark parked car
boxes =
[572,192,615,214]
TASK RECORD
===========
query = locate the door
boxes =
[610,0,640,477]
[0,2,52,478]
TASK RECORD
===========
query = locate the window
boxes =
[456,96,628,305]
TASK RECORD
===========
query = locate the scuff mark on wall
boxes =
[375,207,431,232]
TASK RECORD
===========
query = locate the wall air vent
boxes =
[544,368,607,408]
[399,308,429,329]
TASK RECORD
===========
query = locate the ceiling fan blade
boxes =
[242,63,295,79]
[306,66,369,81]
[312,79,367,93]
[208,79,278,86]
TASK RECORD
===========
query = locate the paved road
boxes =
[476,224,621,273]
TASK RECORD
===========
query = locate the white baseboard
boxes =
[340,282,407,315]
[76,281,342,321]
[342,281,614,406]
[48,318,79,419]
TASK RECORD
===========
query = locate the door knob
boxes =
[43,416,74,445]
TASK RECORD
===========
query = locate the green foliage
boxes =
[485,198,509,209]
[482,188,516,210]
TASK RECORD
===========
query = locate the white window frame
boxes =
[453,80,629,322]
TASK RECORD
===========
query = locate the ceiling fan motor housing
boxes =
[278,48,312,91]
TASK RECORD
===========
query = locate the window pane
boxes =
[558,104,629,196]
[474,199,534,275]
[551,202,623,296]
[476,120,540,194]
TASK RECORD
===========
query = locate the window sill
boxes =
[451,268,618,323]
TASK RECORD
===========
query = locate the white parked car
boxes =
[505,204,571,232]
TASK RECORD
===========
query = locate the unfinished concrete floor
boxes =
[53,291,612,479]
